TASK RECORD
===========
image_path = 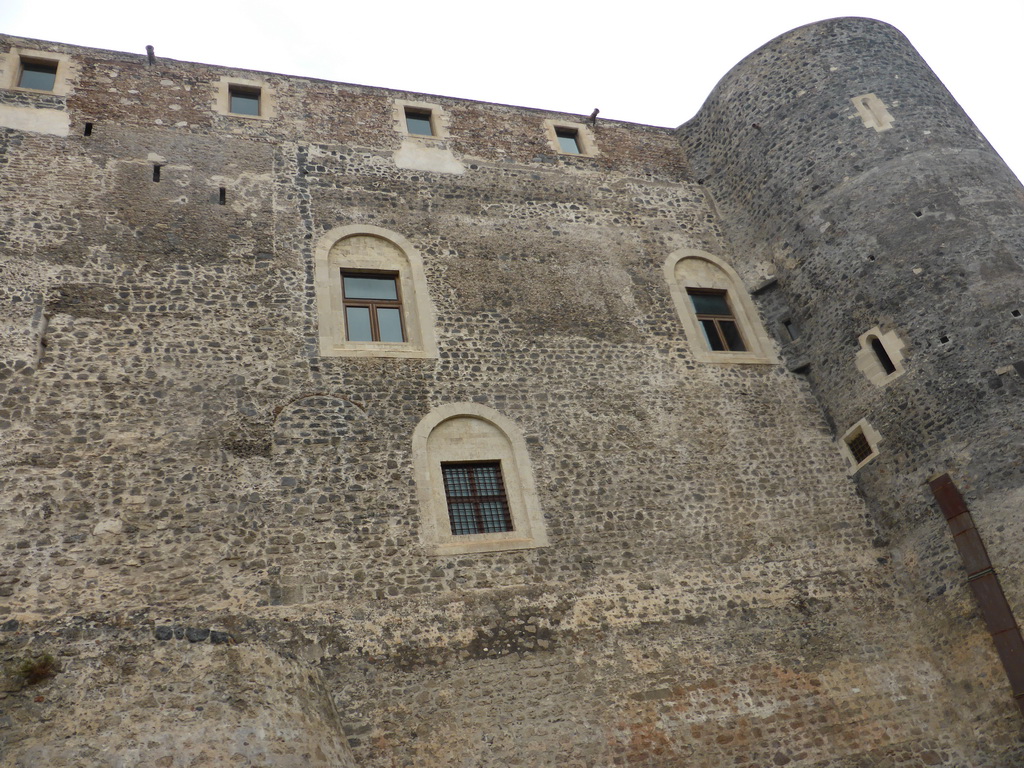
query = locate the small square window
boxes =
[555,127,581,154]
[229,86,261,116]
[405,108,434,136]
[846,431,874,464]
[441,461,513,535]
[688,289,747,352]
[342,271,405,343]
[18,59,58,91]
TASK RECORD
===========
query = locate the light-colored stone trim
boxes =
[1,47,75,96]
[212,76,275,120]
[314,224,438,358]
[664,249,777,365]
[852,93,893,132]
[412,403,549,556]
[393,99,452,140]
[855,326,907,385]
[840,418,882,474]
[543,119,598,157]
[391,99,464,174]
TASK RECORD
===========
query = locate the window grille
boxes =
[441,462,513,535]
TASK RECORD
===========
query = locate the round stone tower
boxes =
[681,16,1024,726]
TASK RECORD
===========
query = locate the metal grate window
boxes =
[441,461,513,535]
[846,431,874,464]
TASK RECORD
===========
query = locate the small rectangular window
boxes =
[229,86,261,116]
[688,289,747,352]
[846,431,874,464]
[342,272,405,342]
[555,127,581,154]
[18,59,58,91]
[441,462,513,535]
[405,108,434,136]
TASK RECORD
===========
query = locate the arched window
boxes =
[412,404,548,556]
[314,225,437,358]
[855,327,906,385]
[663,249,776,364]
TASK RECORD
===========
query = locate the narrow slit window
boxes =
[229,86,261,116]
[555,127,581,154]
[441,461,513,535]
[870,336,896,375]
[83,122,93,136]
[688,289,747,352]
[404,108,434,136]
[219,187,227,205]
[782,318,799,342]
[18,59,58,91]
[152,164,161,182]
[341,271,405,343]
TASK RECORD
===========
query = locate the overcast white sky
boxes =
[2,0,1021,181]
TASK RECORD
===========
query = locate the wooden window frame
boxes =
[687,288,747,352]
[341,270,406,343]
[441,461,514,535]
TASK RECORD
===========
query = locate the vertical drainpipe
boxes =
[929,473,1024,717]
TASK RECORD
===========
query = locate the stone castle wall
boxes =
[1,21,1022,767]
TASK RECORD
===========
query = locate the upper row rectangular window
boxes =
[404,108,434,136]
[18,59,57,91]
[555,127,581,154]
[229,86,261,116]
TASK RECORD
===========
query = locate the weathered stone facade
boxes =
[1,18,1022,767]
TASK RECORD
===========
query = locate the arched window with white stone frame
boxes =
[664,249,776,364]
[314,225,438,359]
[412,404,549,556]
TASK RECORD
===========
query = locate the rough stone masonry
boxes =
[2,17,1023,767]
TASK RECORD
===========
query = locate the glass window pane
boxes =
[406,111,433,136]
[343,275,398,300]
[699,319,726,351]
[19,62,57,91]
[689,292,731,316]
[556,131,580,154]
[229,90,260,116]
[345,307,372,341]
[720,321,746,351]
[376,308,405,342]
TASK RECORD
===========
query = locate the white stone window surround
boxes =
[1,47,74,96]
[314,224,438,359]
[212,75,275,119]
[851,93,894,132]
[663,249,777,365]
[855,326,907,385]
[840,418,882,474]
[412,403,549,556]
[393,99,452,140]
[543,118,598,157]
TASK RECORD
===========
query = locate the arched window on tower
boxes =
[855,327,906,385]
